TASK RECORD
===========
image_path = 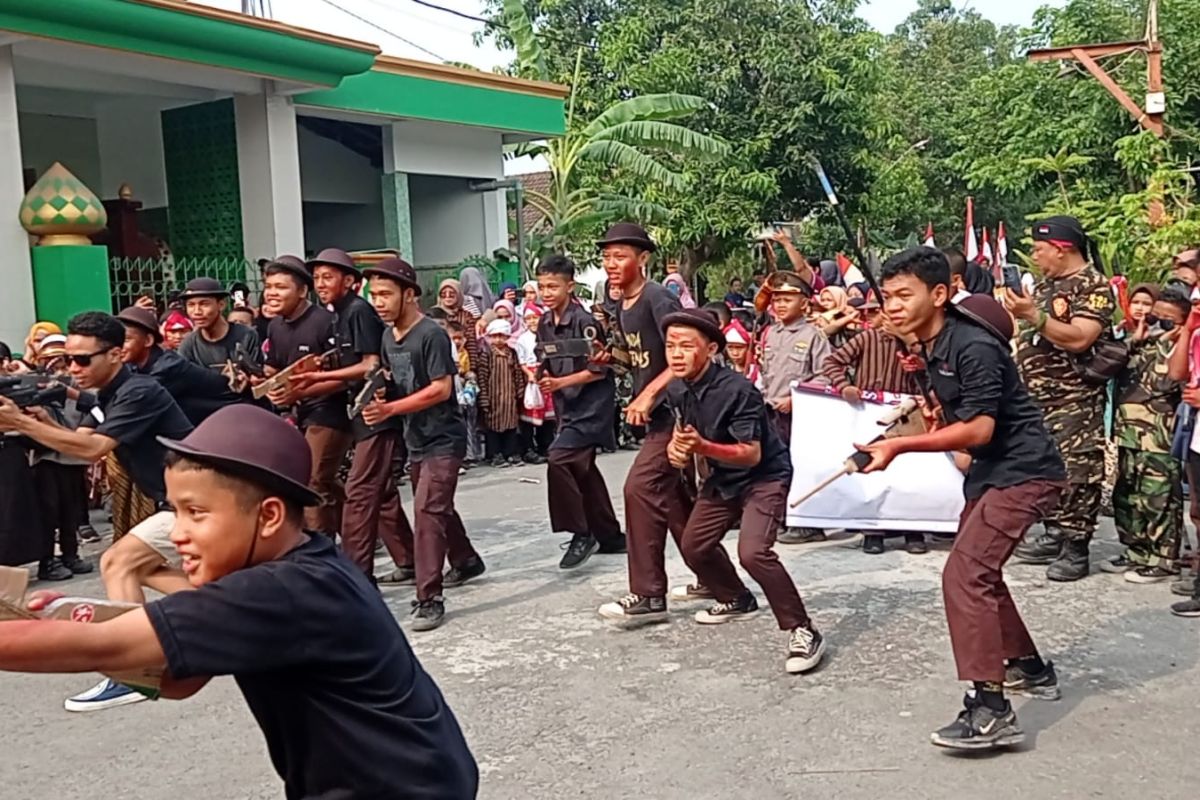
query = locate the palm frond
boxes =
[582,94,708,138]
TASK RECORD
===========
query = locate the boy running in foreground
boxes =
[856,247,1066,751]
[0,404,479,798]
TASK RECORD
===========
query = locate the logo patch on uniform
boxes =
[937,366,955,377]
[792,341,809,352]
[1050,295,1071,321]
[1085,292,1111,312]
[70,604,95,623]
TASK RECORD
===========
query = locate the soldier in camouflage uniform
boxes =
[1101,289,1188,582]
[1004,217,1113,581]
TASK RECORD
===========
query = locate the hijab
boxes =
[498,281,519,301]
[662,273,696,308]
[819,260,841,287]
[963,262,996,295]
[492,298,523,346]
[818,286,849,314]
[459,267,494,318]
[438,278,463,313]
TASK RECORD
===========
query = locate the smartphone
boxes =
[1001,264,1023,296]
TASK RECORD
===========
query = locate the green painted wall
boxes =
[381,172,413,260]
[298,71,565,137]
[161,100,243,260]
[32,246,111,326]
[0,1,376,87]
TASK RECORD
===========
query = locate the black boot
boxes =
[1046,539,1090,582]
[1013,531,1062,565]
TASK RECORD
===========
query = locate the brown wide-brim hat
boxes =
[263,255,313,288]
[596,222,657,253]
[363,257,422,297]
[158,405,321,507]
[116,305,163,344]
[951,293,1013,344]
[306,247,361,280]
[661,308,726,350]
[178,277,229,300]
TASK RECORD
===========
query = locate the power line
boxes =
[315,0,449,61]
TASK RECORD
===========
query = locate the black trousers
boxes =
[486,428,520,460]
[34,461,86,561]
[520,420,556,456]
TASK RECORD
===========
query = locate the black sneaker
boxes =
[522,450,546,465]
[1170,597,1200,617]
[1125,565,1178,584]
[410,597,445,631]
[695,591,759,625]
[37,558,72,582]
[559,533,599,569]
[1004,659,1060,701]
[378,565,416,585]
[669,583,716,602]
[785,625,826,674]
[1014,533,1062,565]
[1171,576,1197,597]
[443,557,486,587]
[904,534,928,555]
[490,456,506,468]
[506,455,522,467]
[1099,554,1138,574]
[77,525,101,544]
[863,534,885,555]
[60,556,94,575]
[930,695,1025,750]
[778,527,827,545]
[597,533,628,554]
[598,593,668,625]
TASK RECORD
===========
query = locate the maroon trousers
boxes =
[411,456,479,601]
[304,424,353,535]
[546,446,621,542]
[340,430,415,578]
[680,480,809,630]
[624,429,694,597]
[943,479,1063,682]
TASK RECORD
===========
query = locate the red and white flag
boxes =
[923,222,935,248]
[979,227,993,266]
[836,252,866,287]
[963,197,979,261]
[996,221,1008,265]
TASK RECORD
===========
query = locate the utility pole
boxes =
[1027,0,1164,138]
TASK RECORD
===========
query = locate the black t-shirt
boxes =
[145,535,478,800]
[331,293,401,441]
[617,281,681,432]
[666,362,791,500]
[266,304,349,431]
[537,302,615,451]
[925,316,1066,499]
[139,346,242,425]
[83,366,194,503]
[178,323,262,373]
[381,316,466,461]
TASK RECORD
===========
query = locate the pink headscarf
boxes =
[492,298,523,346]
[662,273,696,308]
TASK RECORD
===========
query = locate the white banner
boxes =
[786,387,965,532]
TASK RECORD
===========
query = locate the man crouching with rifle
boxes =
[854,247,1067,752]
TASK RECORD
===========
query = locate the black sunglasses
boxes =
[66,348,115,367]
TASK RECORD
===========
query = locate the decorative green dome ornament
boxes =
[19,162,107,246]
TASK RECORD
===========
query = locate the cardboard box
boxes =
[0,566,163,698]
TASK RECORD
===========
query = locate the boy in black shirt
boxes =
[0,404,479,799]
[856,247,1067,752]
[534,255,626,570]
[290,248,415,583]
[660,310,826,674]
[177,277,263,374]
[362,258,484,632]
[262,258,352,540]
[594,223,695,624]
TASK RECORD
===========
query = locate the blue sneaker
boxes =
[64,678,148,713]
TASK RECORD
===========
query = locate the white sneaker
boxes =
[669,583,715,602]
[785,626,826,674]
[597,593,668,626]
[64,678,148,713]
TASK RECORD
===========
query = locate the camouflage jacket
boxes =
[1015,266,1114,455]
[1115,335,1182,454]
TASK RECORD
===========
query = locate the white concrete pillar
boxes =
[234,93,304,260]
[0,46,35,350]
[95,99,168,208]
[482,190,506,255]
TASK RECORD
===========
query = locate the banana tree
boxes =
[502,0,729,256]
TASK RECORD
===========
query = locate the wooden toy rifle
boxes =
[348,363,388,420]
[252,348,341,401]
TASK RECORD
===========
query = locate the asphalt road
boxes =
[1,451,1198,799]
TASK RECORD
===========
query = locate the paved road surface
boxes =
[1,451,1198,799]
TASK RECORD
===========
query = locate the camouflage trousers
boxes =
[1112,448,1184,567]
[1042,404,1106,542]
